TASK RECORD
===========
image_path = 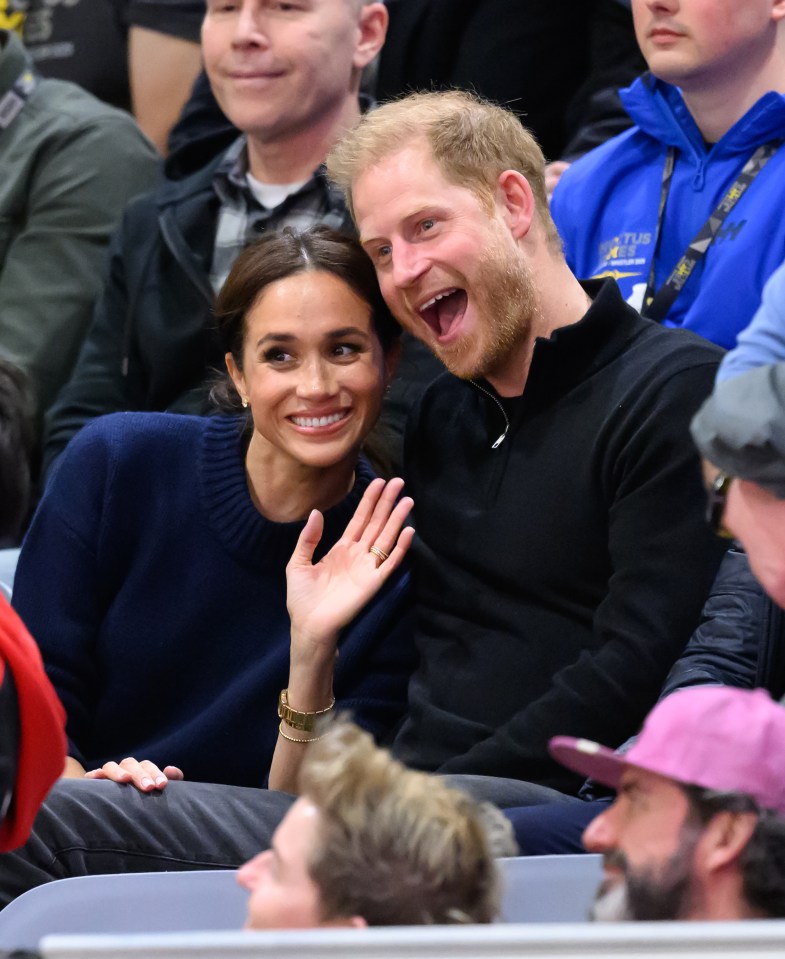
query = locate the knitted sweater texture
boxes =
[14,414,414,787]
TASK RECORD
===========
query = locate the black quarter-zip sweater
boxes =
[392,280,727,794]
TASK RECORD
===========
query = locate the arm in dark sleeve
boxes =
[659,545,774,697]
[13,426,112,765]
[41,204,155,478]
[437,362,727,790]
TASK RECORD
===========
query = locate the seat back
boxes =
[0,548,20,601]
[0,853,602,949]
[498,854,602,922]
[0,869,247,951]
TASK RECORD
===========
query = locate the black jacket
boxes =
[663,545,785,701]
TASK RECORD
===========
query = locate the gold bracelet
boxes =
[277,688,335,732]
[278,720,325,744]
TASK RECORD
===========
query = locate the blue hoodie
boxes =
[551,73,785,349]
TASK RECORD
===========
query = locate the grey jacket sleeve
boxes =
[0,104,159,429]
[691,363,785,497]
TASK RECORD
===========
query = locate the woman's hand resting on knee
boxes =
[81,757,185,792]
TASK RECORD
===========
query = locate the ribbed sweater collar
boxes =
[198,415,374,571]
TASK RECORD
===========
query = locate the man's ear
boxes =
[353,2,388,72]
[225,352,247,404]
[695,811,759,876]
[496,170,536,240]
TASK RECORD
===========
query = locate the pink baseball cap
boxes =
[549,686,785,816]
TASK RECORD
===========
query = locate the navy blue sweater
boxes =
[14,413,415,787]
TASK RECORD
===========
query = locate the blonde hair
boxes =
[327,89,560,247]
[299,717,515,925]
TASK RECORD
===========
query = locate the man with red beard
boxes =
[550,686,785,921]
[327,89,728,803]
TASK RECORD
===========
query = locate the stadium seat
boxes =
[499,854,602,922]
[0,869,247,951]
[0,548,20,601]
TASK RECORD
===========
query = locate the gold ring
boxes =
[369,545,390,562]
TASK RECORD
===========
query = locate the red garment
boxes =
[0,596,66,850]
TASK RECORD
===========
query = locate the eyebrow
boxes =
[255,327,371,348]
[360,206,448,246]
[256,334,296,348]
[326,327,372,339]
[619,777,646,798]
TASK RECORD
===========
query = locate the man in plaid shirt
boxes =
[42,0,389,475]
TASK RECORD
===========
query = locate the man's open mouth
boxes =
[418,288,468,339]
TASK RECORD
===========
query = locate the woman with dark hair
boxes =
[12,227,415,791]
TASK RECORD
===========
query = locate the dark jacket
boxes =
[662,545,785,701]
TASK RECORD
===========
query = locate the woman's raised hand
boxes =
[286,477,414,662]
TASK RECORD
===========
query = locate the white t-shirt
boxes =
[245,172,309,210]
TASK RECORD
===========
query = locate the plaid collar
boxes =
[211,134,348,217]
[207,136,353,295]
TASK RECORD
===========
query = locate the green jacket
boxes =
[0,29,160,426]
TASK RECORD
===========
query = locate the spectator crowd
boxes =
[3,0,785,941]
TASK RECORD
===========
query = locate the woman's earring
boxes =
[242,396,249,409]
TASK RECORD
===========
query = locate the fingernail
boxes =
[155,776,167,787]
[141,777,154,789]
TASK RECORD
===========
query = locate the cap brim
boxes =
[548,736,626,789]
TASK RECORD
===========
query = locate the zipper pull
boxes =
[491,428,508,449]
